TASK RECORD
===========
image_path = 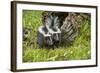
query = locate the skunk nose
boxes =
[49,37,53,45]
[56,34,59,41]
[46,36,53,45]
[53,33,59,41]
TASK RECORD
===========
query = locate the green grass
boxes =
[22,10,91,62]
